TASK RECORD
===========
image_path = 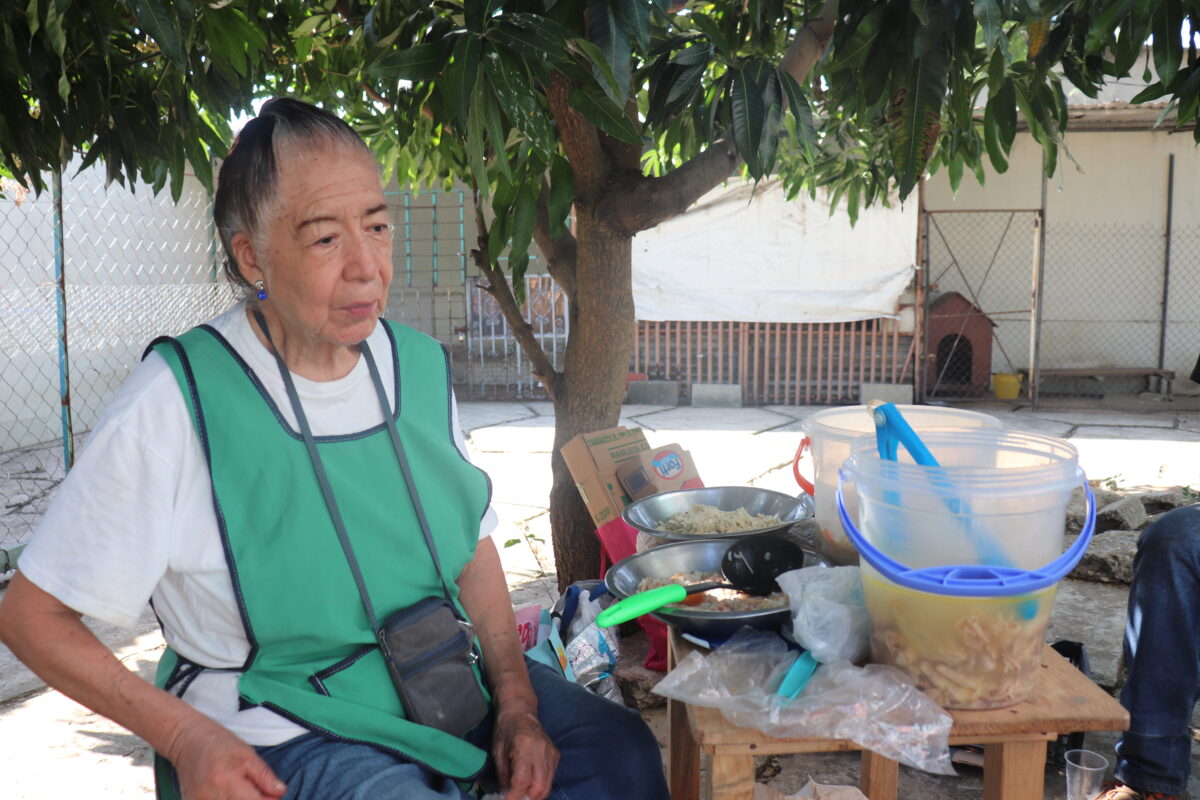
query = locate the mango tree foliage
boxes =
[4,0,1199,586]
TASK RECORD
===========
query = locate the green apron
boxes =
[148,319,492,795]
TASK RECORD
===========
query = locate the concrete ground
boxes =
[3,394,1200,798]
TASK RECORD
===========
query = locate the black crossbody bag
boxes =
[256,310,488,737]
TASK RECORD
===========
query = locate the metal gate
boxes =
[921,209,1041,401]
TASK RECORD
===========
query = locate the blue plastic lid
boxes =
[835,475,1095,597]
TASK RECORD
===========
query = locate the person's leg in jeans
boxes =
[1112,504,1200,796]
[469,657,668,799]
[256,732,475,800]
[527,658,668,799]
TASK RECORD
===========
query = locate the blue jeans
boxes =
[255,658,668,800]
[1114,504,1200,795]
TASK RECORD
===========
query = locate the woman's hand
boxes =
[166,717,287,799]
[0,573,285,800]
[491,704,559,800]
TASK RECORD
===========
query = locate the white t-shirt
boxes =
[19,302,498,745]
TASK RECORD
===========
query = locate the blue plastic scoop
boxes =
[868,401,1011,568]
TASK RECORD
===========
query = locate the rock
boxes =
[1095,496,1148,533]
[614,629,666,712]
[1067,530,1138,584]
[1140,487,1187,515]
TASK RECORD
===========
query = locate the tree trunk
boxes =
[547,204,635,591]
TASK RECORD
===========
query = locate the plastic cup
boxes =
[1065,749,1109,800]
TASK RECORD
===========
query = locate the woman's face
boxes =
[235,142,393,369]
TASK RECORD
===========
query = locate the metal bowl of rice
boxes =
[604,538,813,639]
[623,486,814,549]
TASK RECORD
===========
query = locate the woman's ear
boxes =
[231,232,263,284]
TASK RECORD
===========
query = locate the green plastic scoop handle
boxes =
[596,582,733,627]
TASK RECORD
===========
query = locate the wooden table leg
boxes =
[860,750,899,800]
[983,740,1048,800]
[709,752,755,800]
[668,697,701,800]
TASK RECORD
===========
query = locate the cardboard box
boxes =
[560,427,652,527]
[616,445,703,501]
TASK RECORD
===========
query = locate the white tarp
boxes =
[632,178,917,323]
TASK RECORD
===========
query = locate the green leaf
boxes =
[983,105,1009,173]
[689,11,731,56]
[57,70,69,102]
[887,47,948,200]
[567,37,624,104]
[131,0,188,70]
[466,81,488,196]
[567,87,642,144]
[169,141,185,204]
[26,0,39,36]
[829,5,884,70]
[989,81,1017,151]
[482,83,511,180]
[443,35,481,126]
[43,0,65,58]
[586,0,632,99]
[778,71,816,163]
[488,203,509,264]
[504,538,522,548]
[730,66,765,177]
[509,187,537,263]
[1084,0,1137,56]
[369,41,451,81]
[627,0,651,53]
[487,50,555,146]
[465,0,486,33]
[1152,0,1183,86]
[547,154,574,237]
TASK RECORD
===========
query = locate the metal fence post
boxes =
[1157,154,1175,392]
[53,166,75,471]
[1028,175,1048,410]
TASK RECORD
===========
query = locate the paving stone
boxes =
[1066,530,1137,586]
[1140,487,1187,514]
[1095,496,1148,533]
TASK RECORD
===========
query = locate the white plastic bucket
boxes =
[792,405,1001,565]
[838,429,1091,709]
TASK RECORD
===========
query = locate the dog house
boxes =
[925,292,995,397]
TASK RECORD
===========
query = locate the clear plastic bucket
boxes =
[836,429,1094,709]
[792,405,1001,565]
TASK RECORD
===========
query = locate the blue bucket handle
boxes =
[835,469,1095,597]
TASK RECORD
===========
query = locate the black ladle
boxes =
[595,532,810,627]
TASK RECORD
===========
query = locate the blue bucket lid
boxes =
[835,472,1095,597]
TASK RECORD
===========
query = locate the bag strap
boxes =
[251,310,452,640]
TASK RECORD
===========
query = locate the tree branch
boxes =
[596,3,839,234]
[470,191,564,399]
[599,133,739,234]
[532,180,577,299]
[779,0,839,86]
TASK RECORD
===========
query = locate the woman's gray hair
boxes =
[213,98,373,286]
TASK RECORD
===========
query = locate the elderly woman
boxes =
[0,98,667,800]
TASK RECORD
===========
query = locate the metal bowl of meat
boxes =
[623,486,814,549]
[604,538,815,639]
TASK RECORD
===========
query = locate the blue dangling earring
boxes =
[254,280,268,301]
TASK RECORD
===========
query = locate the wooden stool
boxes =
[667,630,1129,800]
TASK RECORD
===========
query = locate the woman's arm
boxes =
[0,572,286,800]
[457,537,559,800]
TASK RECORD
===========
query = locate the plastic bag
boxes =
[776,566,870,664]
[652,629,955,775]
[755,781,868,800]
[551,581,624,704]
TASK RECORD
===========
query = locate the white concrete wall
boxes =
[924,129,1200,387]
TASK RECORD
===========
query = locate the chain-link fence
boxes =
[1,164,237,566]
[923,209,1200,400]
